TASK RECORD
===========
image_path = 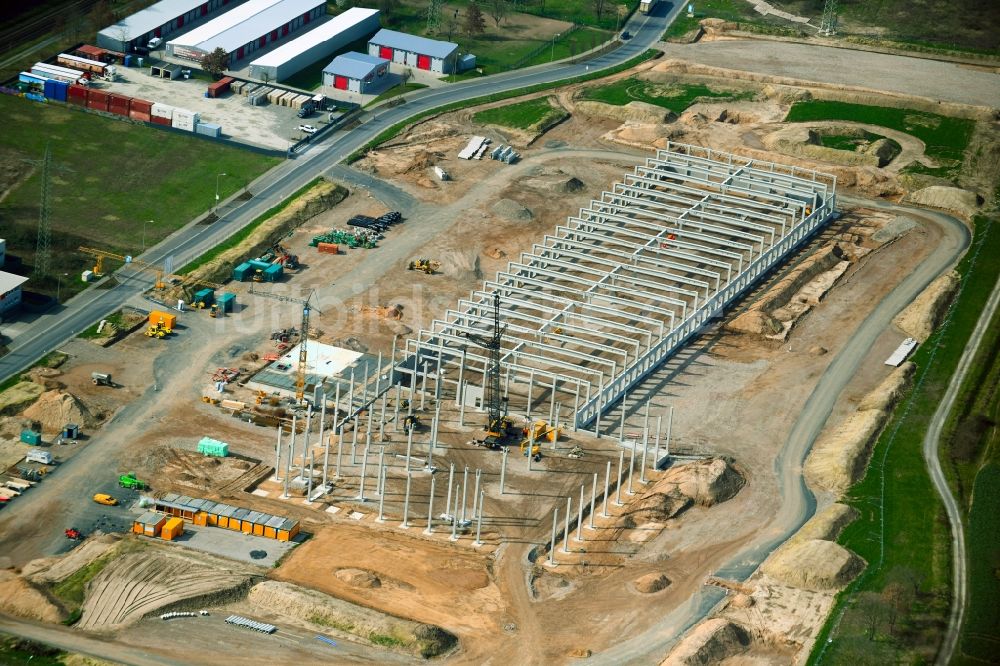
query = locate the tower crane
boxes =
[78,246,167,288]
[250,284,322,403]
[466,291,518,447]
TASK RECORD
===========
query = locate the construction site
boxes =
[0,29,996,666]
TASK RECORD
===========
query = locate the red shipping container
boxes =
[151,115,170,126]
[110,105,128,116]
[88,90,109,103]
[131,98,152,112]
[317,243,339,254]
[67,94,86,106]
[87,98,108,111]
[207,76,233,98]
[129,110,152,122]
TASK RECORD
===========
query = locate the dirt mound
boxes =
[404,150,444,173]
[440,248,483,282]
[23,534,120,583]
[617,459,742,527]
[634,572,671,593]
[761,539,864,590]
[24,367,65,390]
[0,570,64,623]
[493,198,533,221]
[893,270,960,341]
[728,593,754,608]
[763,125,882,167]
[78,550,256,630]
[805,363,914,494]
[248,580,456,657]
[575,100,675,124]
[661,618,750,665]
[23,390,98,434]
[792,503,858,544]
[715,108,759,124]
[360,304,403,320]
[335,568,381,588]
[608,122,683,149]
[872,215,918,244]
[0,381,44,416]
[562,177,586,193]
[904,185,979,219]
[726,310,783,336]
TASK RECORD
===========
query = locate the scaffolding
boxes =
[400,142,837,431]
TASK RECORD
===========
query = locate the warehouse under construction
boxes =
[394,142,837,431]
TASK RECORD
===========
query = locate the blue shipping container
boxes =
[263,263,283,281]
[44,79,68,101]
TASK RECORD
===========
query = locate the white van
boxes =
[148,37,163,49]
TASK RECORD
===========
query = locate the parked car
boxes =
[147,37,163,49]
[298,124,318,134]
[93,493,118,506]
[620,31,631,40]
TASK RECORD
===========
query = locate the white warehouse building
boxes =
[248,7,380,82]
[166,0,325,66]
[367,29,457,74]
[97,0,248,53]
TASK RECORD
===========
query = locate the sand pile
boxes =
[576,100,676,124]
[0,381,43,416]
[661,618,750,665]
[726,309,783,336]
[608,122,682,149]
[872,215,918,244]
[0,571,64,623]
[493,199,533,221]
[636,458,745,515]
[23,390,97,433]
[761,539,864,591]
[791,503,858,544]
[634,572,671,593]
[335,568,381,588]
[441,248,483,282]
[248,580,456,657]
[904,186,979,219]
[805,363,915,494]
[893,271,960,341]
[23,534,120,583]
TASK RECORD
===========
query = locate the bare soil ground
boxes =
[0,61,959,665]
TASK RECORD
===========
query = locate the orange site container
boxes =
[148,310,177,329]
[161,517,184,541]
[317,243,339,254]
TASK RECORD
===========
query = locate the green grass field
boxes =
[0,94,279,301]
[472,96,567,130]
[582,79,753,113]
[811,215,1000,664]
[960,462,1000,663]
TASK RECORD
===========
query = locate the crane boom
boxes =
[250,284,322,403]
[466,291,508,432]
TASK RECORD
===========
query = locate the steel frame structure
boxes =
[401,142,837,431]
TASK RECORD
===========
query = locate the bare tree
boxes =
[464,2,486,35]
[591,0,607,22]
[856,592,889,641]
[487,0,509,27]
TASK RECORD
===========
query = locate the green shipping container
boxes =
[233,262,252,281]
[20,430,41,445]
[193,288,214,306]
[217,293,236,312]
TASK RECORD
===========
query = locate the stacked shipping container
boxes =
[130,98,153,122]
[151,102,173,125]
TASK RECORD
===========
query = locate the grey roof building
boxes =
[97,0,247,53]
[367,29,458,74]
[322,51,389,93]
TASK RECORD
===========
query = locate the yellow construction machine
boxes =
[408,259,441,275]
[144,318,172,339]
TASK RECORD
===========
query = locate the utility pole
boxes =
[819,0,837,36]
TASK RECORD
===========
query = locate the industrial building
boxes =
[396,142,837,430]
[97,0,247,53]
[247,7,380,82]
[0,271,27,317]
[367,29,458,73]
[322,51,389,93]
[150,493,300,541]
[166,0,325,66]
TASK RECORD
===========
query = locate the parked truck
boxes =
[119,473,147,490]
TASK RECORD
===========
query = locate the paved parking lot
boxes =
[139,521,299,566]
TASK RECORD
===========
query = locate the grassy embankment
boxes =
[785,100,976,181]
[581,79,753,113]
[472,96,568,131]
[0,95,278,301]
[810,215,1000,664]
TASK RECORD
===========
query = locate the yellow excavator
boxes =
[408,259,441,275]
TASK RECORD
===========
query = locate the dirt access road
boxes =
[587,197,971,664]
[658,40,1000,107]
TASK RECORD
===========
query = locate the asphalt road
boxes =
[0,1,677,385]
[589,196,971,665]
[924,264,1000,663]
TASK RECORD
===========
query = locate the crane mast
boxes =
[250,285,322,403]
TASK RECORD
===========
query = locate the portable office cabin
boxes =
[98,0,248,53]
[367,29,457,74]
[322,51,389,93]
[133,511,167,537]
[248,7,380,82]
[166,0,325,66]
